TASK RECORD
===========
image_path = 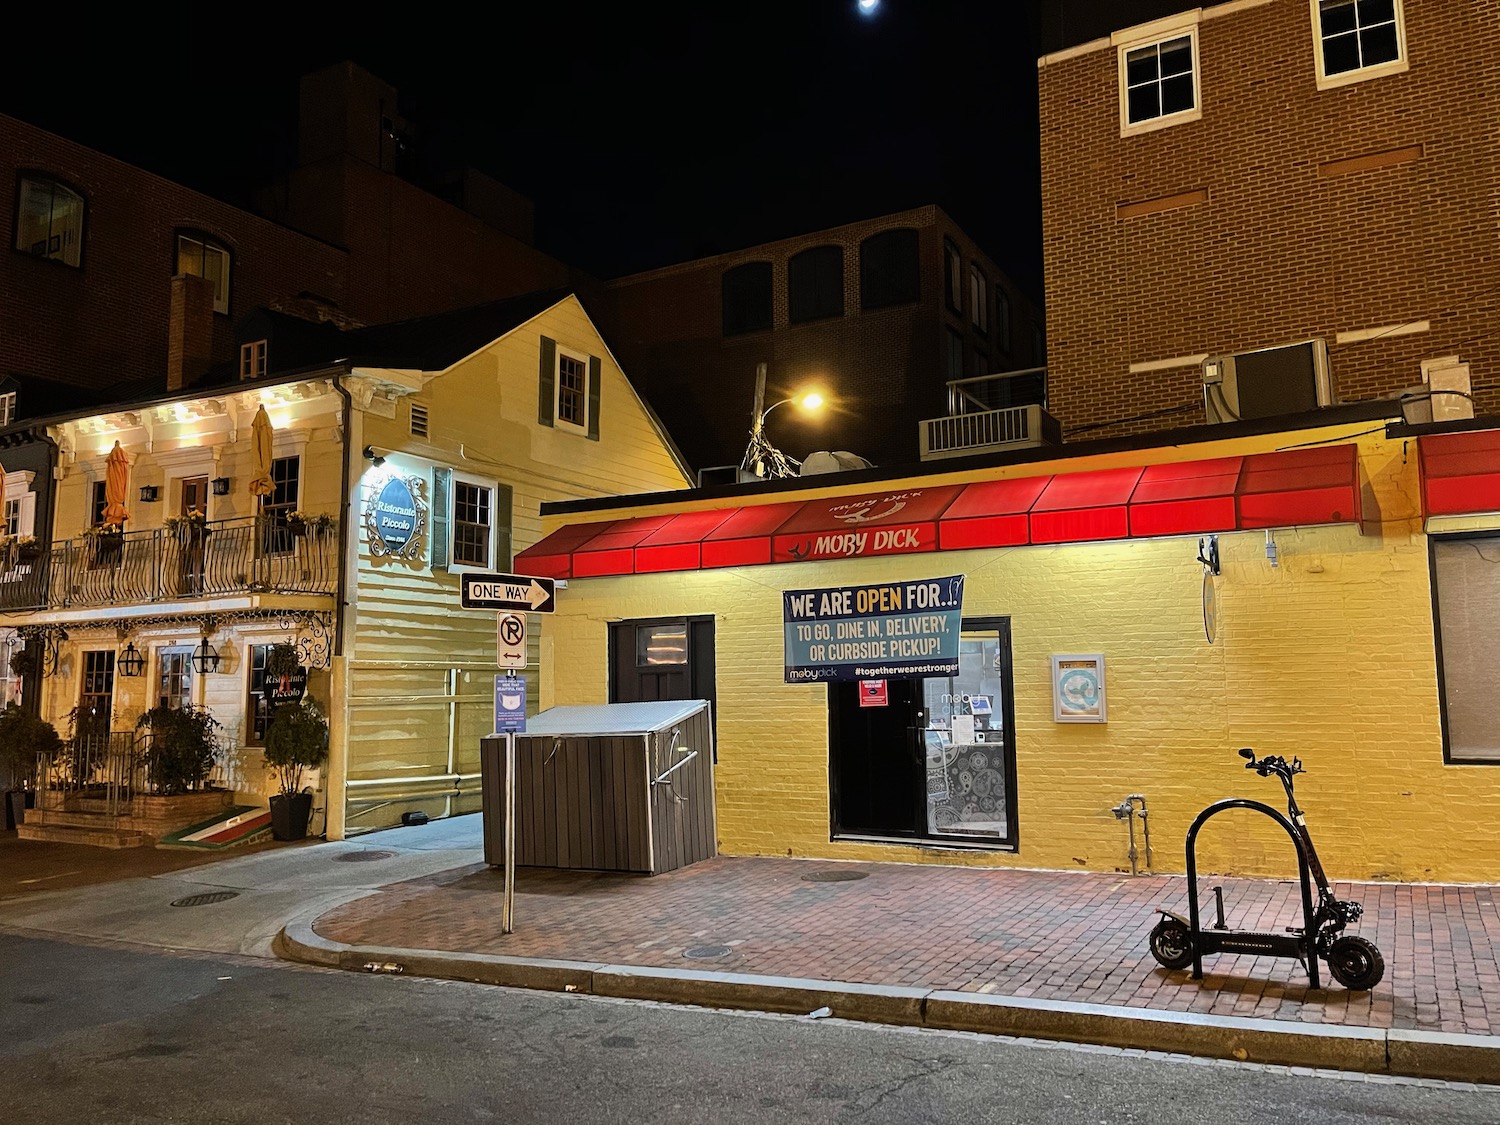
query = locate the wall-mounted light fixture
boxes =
[211,477,231,496]
[363,445,386,467]
[1196,534,1220,576]
[190,637,221,675]
[138,486,159,503]
[118,641,145,678]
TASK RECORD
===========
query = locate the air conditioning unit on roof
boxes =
[1202,338,1335,424]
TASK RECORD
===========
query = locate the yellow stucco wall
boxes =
[537,427,1500,883]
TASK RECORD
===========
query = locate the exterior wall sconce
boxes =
[363,445,386,466]
[190,638,221,675]
[138,486,159,503]
[118,641,145,677]
[211,477,231,496]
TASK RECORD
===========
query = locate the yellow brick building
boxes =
[518,414,1500,884]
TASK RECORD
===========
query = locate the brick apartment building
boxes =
[1038,0,1499,439]
[598,206,1045,476]
[2,61,583,411]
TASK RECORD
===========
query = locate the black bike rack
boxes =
[1185,797,1321,989]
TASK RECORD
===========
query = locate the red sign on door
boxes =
[859,679,888,708]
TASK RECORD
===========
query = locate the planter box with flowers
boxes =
[284,512,334,540]
[14,536,41,563]
[164,511,210,544]
[85,523,124,565]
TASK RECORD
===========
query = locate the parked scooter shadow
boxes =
[1147,748,1384,991]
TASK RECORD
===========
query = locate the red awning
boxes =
[938,476,1050,550]
[1030,466,1144,543]
[513,444,1365,579]
[770,485,963,563]
[1236,444,1360,528]
[1418,430,1500,517]
[1128,457,1242,538]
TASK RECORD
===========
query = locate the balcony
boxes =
[0,515,339,612]
[920,368,1062,461]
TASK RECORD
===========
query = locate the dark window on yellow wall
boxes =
[722,262,773,335]
[859,228,920,310]
[788,246,844,324]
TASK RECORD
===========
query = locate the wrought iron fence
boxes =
[36,728,240,822]
[0,516,339,612]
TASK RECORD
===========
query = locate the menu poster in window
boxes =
[1051,654,1106,723]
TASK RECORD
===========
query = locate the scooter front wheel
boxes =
[1149,917,1195,970]
[1326,935,1384,991]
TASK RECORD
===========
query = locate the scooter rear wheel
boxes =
[1149,918,1195,970]
[1326,935,1384,991]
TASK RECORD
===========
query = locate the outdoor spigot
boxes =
[1111,801,1133,820]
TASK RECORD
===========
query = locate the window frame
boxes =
[447,470,499,574]
[0,391,15,427]
[969,264,988,334]
[1429,530,1500,765]
[553,345,590,435]
[1310,0,1408,90]
[239,340,267,381]
[942,238,963,316]
[155,645,196,711]
[721,261,774,336]
[1115,14,1202,137]
[175,230,233,314]
[258,454,301,557]
[787,244,846,325]
[14,173,85,269]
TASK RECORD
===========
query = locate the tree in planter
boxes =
[0,704,61,827]
[134,704,221,796]
[262,698,329,841]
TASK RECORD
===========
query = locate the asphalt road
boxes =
[2,934,1496,1125]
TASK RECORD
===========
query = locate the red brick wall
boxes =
[1039,1,1500,440]
[600,207,1043,472]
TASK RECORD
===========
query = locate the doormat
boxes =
[158,806,272,850]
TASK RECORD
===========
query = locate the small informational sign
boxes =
[858,679,888,708]
[1052,653,1107,723]
[783,575,964,683]
[462,572,556,613]
[951,714,976,745]
[494,674,526,734]
[497,612,527,670]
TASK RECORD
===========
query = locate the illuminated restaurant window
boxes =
[637,623,688,666]
[175,231,232,313]
[16,175,84,267]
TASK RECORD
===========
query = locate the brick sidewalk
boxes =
[313,856,1500,1036]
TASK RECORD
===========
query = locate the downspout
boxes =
[327,369,355,840]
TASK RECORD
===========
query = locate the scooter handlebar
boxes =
[1236,748,1306,777]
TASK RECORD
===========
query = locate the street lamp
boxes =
[741,363,826,479]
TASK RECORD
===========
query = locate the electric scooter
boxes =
[1148,747,1384,991]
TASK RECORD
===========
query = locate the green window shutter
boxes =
[538,336,556,427]
[587,355,601,441]
[495,483,513,570]
[431,467,451,570]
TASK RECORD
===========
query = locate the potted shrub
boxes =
[265,643,301,679]
[0,704,61,829]
[15,535,41,563]
[263,698,329,841]
[134,704,220,795]
[285,510,308,538]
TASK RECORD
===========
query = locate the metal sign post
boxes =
[502,731,516,933]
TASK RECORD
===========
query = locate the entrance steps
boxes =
[16,819,146,848]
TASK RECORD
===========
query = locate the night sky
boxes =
[2,1,1176,302]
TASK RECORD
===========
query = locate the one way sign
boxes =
[461,572,556,613]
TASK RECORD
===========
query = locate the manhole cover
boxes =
[800,870,869,883]
[336,850,397,863]
[170,891,239,908]
[682,945,734,961]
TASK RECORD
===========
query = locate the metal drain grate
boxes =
[335,850,397,862]
[800,870,869,883]
[682,945,733,961]
[170,891,240,908]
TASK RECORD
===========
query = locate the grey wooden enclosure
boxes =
[481,700,716,875]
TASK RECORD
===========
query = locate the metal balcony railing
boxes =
[0,516,339,612]
[919,368,1061,460]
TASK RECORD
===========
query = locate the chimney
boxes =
[168,274,215,391]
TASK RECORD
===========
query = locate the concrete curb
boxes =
[274,921,1500,1085]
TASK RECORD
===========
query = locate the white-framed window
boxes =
[1117,15,1201,136]
[176,232,232,314]
[239,340,267,380]
[15,175,84,267]
[156,647,195,710]
[555,348,589,433]
[969,265,988,334]
[1311,0,1407,90]
[431,469,512,574]
[0,392,15,427]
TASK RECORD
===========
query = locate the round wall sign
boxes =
[1202,571,1218,645]
[364,475,427,561]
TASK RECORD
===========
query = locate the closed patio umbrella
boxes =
[249,405,274,499]
[102,440,129,525]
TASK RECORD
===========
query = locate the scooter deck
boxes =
[1196,929,1306,959]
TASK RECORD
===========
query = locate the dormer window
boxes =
[239,340,267,380]
[0,392,15,428]
[176,232,232,314]
[15,175,84,267]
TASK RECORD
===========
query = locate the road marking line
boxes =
[19,871,82,885]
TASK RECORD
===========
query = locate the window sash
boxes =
[16,177,83,266]
[557,354,587,428]
[453,481,492,567]
[1125,35,1196,124]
